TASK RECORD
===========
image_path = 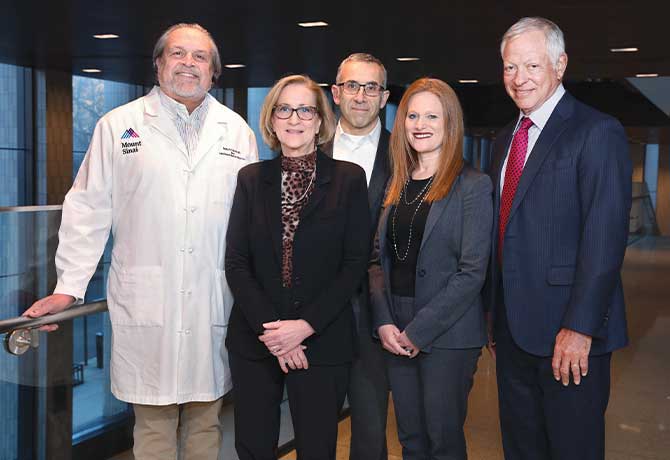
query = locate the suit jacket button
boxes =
[418,269,426,277]
[294,301,301,308]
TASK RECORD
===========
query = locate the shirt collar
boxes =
[158,87,210,122]
[515,84,565,131]
[334,118,382,149]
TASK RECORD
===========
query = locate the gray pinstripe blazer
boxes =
[369,165,493,351]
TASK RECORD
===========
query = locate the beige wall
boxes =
[657,145,670,236]
[630,143,645,182]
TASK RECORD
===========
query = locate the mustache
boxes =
[173,66,201,78]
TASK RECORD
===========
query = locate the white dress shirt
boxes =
[500,84,566,194]
[332,118,382,186]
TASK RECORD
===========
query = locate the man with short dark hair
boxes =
[326,52,391,460]
[487,16,631,460]
[24,23,258,459]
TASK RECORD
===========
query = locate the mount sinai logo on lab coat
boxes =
[121,128,142,154]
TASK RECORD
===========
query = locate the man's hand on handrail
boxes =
[23,294,76,332]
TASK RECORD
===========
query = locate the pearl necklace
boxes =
[392,175,434,261]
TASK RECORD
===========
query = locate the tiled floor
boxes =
[113,236,670,459]
[282,236,670,460]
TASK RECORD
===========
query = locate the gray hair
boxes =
[500,17,566,68]
[152,23,222,83]
[336,52,388,88]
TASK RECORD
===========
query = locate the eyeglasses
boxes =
[273,104,319,120]
[335,80,386,97]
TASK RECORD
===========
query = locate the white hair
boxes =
[500,17,566,68]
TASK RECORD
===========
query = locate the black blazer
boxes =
[224,150,371,365]
[485,92,632,356]
[323,128,391,242]
[323,128,391,336]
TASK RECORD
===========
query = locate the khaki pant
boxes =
[132,398,223,460]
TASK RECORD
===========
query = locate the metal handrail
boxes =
[0,301,108,335]
[0,205,62,213]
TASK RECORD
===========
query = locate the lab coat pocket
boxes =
[212,269,232,326]
[108,265,164,326]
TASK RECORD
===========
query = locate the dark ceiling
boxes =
[2,0,669,134]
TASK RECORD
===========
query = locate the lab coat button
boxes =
[180,248,185,252]
[190,207,196,213]
[188,248,194,253]
[179,289,185,294]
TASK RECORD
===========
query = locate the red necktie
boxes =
[498,117,533,262]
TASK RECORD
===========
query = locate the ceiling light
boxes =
[458,79,479,84]
[93,34,119,39]
[610,47,638,53]
[298,21,328,28]
[635,73,659,78]
[396,57,420,62]
[82,68,102,73]
[318,83,329,87]
[224,64,246,69]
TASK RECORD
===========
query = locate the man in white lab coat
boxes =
[23,23,258,459]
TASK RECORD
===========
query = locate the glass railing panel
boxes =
[0,207,131,459]
[1,206,64,459]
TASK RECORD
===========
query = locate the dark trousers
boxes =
[386,295,481,460]
[229,351,349,460]
[495,306,611,460]
[348,297,390,460]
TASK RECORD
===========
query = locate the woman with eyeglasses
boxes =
[369,78,493,459]
[225,74,370,460]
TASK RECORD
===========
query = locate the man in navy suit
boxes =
[487,17,632,460]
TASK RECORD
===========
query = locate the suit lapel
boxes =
[377,207,393,290]
[262,158,283,267]
[368,129,390,216]
[300,151,332,221]
[508,93,573,222]
[419,176,457,250]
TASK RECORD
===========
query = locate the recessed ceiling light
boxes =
[298,21,329,28]
[224,64,246,69]
[82,68,102,73]
[93,34,119,39]
[635,73,659,78]
[317,83,329,87]
[396,57,420,62]
[610,47,638,53]
[458,79,479,84]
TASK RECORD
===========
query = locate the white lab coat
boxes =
[54,87,258,405]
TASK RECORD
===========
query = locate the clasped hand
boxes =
[259,319,315,373]
[378,324,419,358]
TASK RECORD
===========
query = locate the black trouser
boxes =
[348,296,390,460]
[495,304,611,460]
[229,351,349,460]
[386,295,481,460]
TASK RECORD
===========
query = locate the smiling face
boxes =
[272,83,322,157]
[332,61,389,135]
[156,27,214,111]
[404,91,445,157]
[502,29,567,115]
